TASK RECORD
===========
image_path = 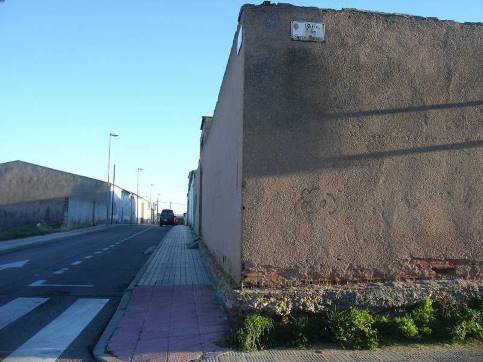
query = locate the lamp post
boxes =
[136,168,143,224]
[106,132,119,225]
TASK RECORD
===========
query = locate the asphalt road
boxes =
[0,224,170,361]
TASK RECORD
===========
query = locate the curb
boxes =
[0,224,126,256]
[93,226,172,362]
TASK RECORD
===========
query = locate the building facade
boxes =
[193,3,483,289]
[0,160,151,231]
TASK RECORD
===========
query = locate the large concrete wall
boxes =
[0,161,143,230]
[187,170,200,232]
[0,161,109,229]
[190,167,202,235]
[240,4,483,285]
[200,23,245,281]
[67,186,136,227]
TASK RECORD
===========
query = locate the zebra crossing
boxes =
[0,297,109,361]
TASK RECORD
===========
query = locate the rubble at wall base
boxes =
[200,242,482,316]
[233,279,483,316]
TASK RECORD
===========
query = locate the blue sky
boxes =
[1,0,481,213]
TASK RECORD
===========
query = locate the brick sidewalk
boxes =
[107,226,229,362]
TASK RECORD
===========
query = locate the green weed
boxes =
[235,314,274,352]
[329,307,378,350]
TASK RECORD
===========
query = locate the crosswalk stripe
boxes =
[4,298,109,361]
[0,297,49,331]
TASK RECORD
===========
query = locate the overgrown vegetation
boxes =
[329,307,378,349]
[0,224,59,241]
[232,297,483,352]
[235,314,274,352]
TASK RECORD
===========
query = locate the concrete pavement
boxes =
[100,225,229,362]
[0,224,169,361]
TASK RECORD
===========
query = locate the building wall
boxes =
[187,170,198,230]
[67,186,136,227]
[200,23,245,281]
[240,5,483,285]
[192,166,202,235]
[0,161,145,230]
[0,161,109,230]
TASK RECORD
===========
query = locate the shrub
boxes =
[432,299,461,341]
[450,305,483,342]
[230,297,482,351]
[393,315,419,340]
[329,307,378,350]
[468,298,483,312]
[284,315,320,348]
[411,297,434,337]
[373,315,393,342]
[235,314,274,351]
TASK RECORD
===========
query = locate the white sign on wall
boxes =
[237,25,243,54]
[291,21,325,42]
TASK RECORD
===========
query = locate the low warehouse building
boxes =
[0,160,151,232]
[192,3,483,310]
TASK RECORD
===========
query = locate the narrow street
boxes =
[0,225,169,361]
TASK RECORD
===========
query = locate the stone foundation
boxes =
[201,242,483,316]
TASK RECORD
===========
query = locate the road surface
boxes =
[0,224,169,361]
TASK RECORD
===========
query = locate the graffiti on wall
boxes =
[296,187,337,218]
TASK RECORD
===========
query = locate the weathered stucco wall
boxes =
[200,23,244,282]
[240,4,483,286]
[0,161,109,229]
[0,161,141,230]
[191,166,202,235]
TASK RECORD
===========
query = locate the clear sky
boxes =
[1,0,481,214]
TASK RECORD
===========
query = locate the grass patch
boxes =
[235,314,274,352]
[329,307,378,349]
[0,224,59,241]
[231,297,483,352]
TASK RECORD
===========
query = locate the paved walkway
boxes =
[107,226,229,362]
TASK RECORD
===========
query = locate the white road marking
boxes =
[109,244,115,247]
[85,255,93,259]
[120,227,152,242]
[102,248,109,251]
[0,297,49,330]
[95,251,102,254]
[71,260,82,266]
[4,298,109,362]
[29,280,94,288]
[53,268,69,275]
[0,259,30,271]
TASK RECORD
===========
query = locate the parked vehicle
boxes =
[159,209,177,226]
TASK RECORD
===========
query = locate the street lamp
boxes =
[106,132,119,225]
[136,168,143,224]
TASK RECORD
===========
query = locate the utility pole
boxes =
[106,132,118,225]
[149,184,154,224]
[110,164,116,224]
[136,168,143,224]
[156,193,160,224]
